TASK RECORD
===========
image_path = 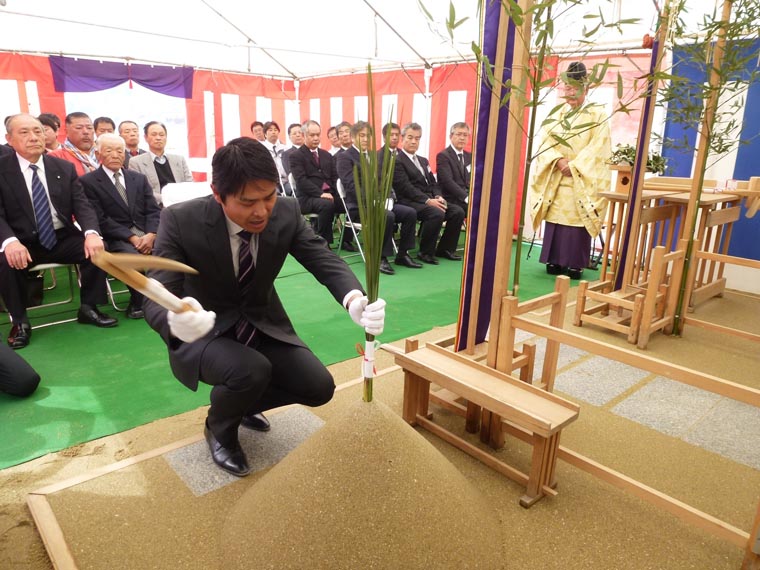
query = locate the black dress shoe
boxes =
[436,250,462,261]
[340,241,357,252]
[566,267,583,280]
[125,303,144,320]
[77,305,119,328]
[417,253,439,265]
[240,412,271,432]
[394,254,422,269]
[379,258,395,275]
[204,424,250,476]
[7,323,31,349]
[546,263,565,275]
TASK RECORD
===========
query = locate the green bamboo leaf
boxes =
[617,73,624,99]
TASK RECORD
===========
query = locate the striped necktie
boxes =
[235,230,257,346]
[29,165,58,250]
[113,171,128,205]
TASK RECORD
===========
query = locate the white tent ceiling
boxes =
[0,1,720,79]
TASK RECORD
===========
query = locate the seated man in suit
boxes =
[0,114,117,349]
[336,121,421,275]
[144,137,385,476]
[280,123,303,179]
[289,120,351,249]
[80,133,161,320]
[48,112,99,176]
[393,122,465,265]
[127,121,193,207]
[436,122,472,212]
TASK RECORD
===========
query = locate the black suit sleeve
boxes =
[393,157,429,204]
[290,149,322,198]
[56,161,101,235]
[80,176,133,242]
[335,151,357,205]
[436,151,468,203]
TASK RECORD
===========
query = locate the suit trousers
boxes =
[407,202,465,256]
[199,331,335,447]
[349,204,418,257]
[297,195,336,245]
[0,232,108,323]
[0,342,40,397]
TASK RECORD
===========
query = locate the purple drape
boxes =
[455,2,516,351]
[49,56,193,98]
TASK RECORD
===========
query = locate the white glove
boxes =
[167,297,216,343]
[348,295,386,336]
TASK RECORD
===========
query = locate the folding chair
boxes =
[288,173,320,226]
[26,263,79,328]
[335,179,364,261]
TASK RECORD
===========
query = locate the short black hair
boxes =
[144,121,167,136]
[382,122,400,139]
[263,121,280,132]
[250,120,264,132]
[94,116,115,131]
[38,113,61,131]
[211,137,279,202]
[65,112,91,125]
[288,123,301,136]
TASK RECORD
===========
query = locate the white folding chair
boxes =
[336,179,365,261]
[161,182,212,208]
[26,263,79,328]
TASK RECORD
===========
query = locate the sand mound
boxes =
[222,399,505,569]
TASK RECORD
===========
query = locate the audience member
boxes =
[281,122,303,176]
[0,342,40,397]
[143,136,383,476]
[93,117,116,137]
[80,134,160,320]
[127,121,193,206]
[336,121,421,275]
[289,120,342,247]
[249,121,265,142]
[37,113,61,152]
[436,122,472,212]
[49,112,99,176]
[335,121,352,153]
[327,126,341,155]
[0,114,117,349]
[118,120,145,167]
[261,121,288,194]
[393,122,465,265]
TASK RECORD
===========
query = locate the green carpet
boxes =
[0,241,598,469]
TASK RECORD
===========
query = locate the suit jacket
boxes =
[335,146,361,209]
[123,148,146,169]
[0,153,100,246]
[127,152,193,206]
[289,145,337,199]
[436,146,471,204]
[143,195,363,390]
[392,151,440,206]
[79,166,160,243]
[281,146,300,175]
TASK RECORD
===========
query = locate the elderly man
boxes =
[127,121,193,206]
[49,112,99,176]
[80,133,160,319]
[393,122,465,264]
[0,114,117,348]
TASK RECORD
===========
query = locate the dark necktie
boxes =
[312,150,320,166]
[113,171,129,205]
[29,164,58,250]
[235,230,257,346]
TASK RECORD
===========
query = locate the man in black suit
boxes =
[279,123,303,182]
[436,122,472,212]
[144,137,385,476]
[0,114,118,349]
[80,133,161,319]
[0,341,40,397]
[336,121,421,275]
[392,122,465,265]
[289,120,352,249]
